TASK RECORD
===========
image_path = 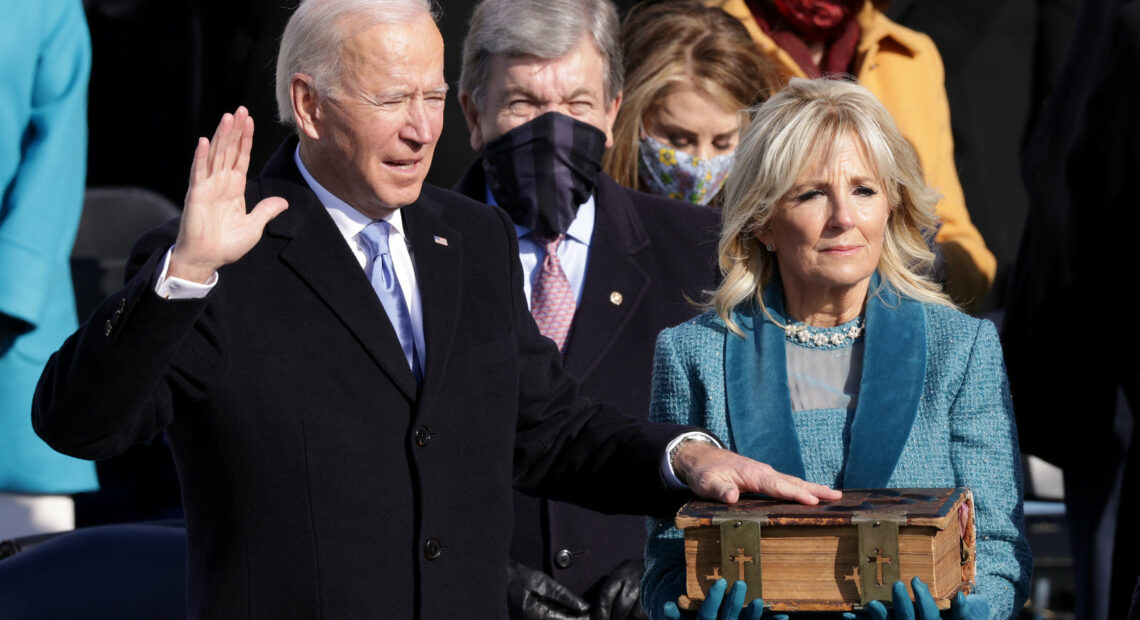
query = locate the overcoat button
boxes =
[424,538,442,560]
[104,320,113,336]
[553,549,573,569]
[414,426,431,447]
[118,298,126,312]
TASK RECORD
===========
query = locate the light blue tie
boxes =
[360,221,422,385]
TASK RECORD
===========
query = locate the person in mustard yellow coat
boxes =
[707,0,995,311]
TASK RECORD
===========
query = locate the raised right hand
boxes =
[169,106,288,283]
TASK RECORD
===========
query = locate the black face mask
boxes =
[481,112,607,238]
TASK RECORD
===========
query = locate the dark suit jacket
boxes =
[1003,2,1140,616]
[454,164,720,595]
[1003,0,1140,470]
[33,138,693,618]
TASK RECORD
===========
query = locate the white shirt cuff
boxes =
[661,431,724,490]
[154,246,218,299]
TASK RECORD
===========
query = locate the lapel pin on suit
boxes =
[609,291,623,306]
[433,235,448,246]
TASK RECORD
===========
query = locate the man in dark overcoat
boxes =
[454,1,721,617]
[32,0,838,617]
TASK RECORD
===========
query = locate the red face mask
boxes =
[770,0,863,41]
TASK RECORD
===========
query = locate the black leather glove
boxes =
[508,560,591,620]
[590,559,648,620]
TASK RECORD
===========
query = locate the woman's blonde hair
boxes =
[602,1,778,191]
[713,77,954,336]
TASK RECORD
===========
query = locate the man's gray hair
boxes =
[275,0,440,128]
[459,0,622,109]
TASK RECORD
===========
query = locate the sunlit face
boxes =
[642,84,740,161]
[461,35,621,151]
[756,134,890,302]
[296,14,447,218]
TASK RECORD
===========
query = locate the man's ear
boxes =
[602,91,623,149]
[459,91,485,152]
[291,74,321,140]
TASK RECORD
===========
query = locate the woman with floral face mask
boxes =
[602,1,778,207]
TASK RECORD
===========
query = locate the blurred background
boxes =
[10,0,1133,617]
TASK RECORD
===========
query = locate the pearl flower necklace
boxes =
[784,316,865,349]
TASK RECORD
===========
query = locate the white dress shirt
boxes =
[484,184,708,489]
[153,146,426,371]
[484,186,594,308]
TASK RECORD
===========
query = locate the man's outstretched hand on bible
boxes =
[673,441,842,505]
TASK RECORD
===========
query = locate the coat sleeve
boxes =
[948,319,1032,619]
[500,205,694,518]
[32,219,222,460]
[642,326,700,620]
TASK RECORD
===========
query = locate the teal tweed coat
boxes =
[643,282,1032,620]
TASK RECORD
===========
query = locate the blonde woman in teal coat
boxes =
[643,79,1031,620]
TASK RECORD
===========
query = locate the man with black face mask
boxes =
[456,1,721,619]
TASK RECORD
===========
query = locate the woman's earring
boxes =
[765,243,774,252]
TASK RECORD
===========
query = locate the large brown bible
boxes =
[674,488,975,612]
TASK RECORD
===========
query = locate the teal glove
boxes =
[866,577,988,620]
[662,579,765,620]
[950,591,989,620]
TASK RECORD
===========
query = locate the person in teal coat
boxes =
[642,79,1031,619]
[0,0,98,538]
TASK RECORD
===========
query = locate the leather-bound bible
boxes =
[675,488,975,612]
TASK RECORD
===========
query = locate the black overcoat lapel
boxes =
[400,190,463,411]
[452,161,653,382]
[561,177,651,381]
[257,139,418,400]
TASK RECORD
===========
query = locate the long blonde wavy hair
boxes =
[602,1,777,191]
[712,78,955,336]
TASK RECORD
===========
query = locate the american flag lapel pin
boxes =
[433,235,448,246]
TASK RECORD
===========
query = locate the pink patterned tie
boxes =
[529,234,576,352]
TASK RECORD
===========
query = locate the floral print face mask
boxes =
[637,134,735,206]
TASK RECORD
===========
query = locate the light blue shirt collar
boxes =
[294,146,407,248]
[484,184,593,307]
[483,185,595,247]
[293,146,426,372]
